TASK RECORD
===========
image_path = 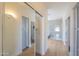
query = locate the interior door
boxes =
[74,6,79,56]
[22,16,29,50]
[65,17,70,52]
[74,6,77,56]
[77,7,79,56]
[31,22,35,43]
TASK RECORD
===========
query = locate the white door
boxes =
[74,6,78,56]
[76,7,79,56]
[65,17,70,52]
[22,16,29,50]
[74,4,79,56]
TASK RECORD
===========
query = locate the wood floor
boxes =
[19,43,35,56]
[45,39,69,56]
[19,39,68,56]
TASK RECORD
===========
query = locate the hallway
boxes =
[19,44,35,56]
[45,40,69,56]
[0,2,78,56]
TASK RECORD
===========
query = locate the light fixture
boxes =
[5,11,17,18]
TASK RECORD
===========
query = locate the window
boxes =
[54,27,60,32]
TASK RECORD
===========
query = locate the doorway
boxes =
[65,17,70,55]
[47,19,68,56]
[31,22,35,43]
[22,16,29,50]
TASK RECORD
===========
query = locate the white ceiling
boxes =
[43,2,76,20]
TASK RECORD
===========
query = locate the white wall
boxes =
[62,2,77,55]
[43,14,48,55]
[35,13,42,55]
[28,2,48,55]
[0,3,4,56]
[0,2,47,56]
[3,2,35,55]
[35,14,48,55]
